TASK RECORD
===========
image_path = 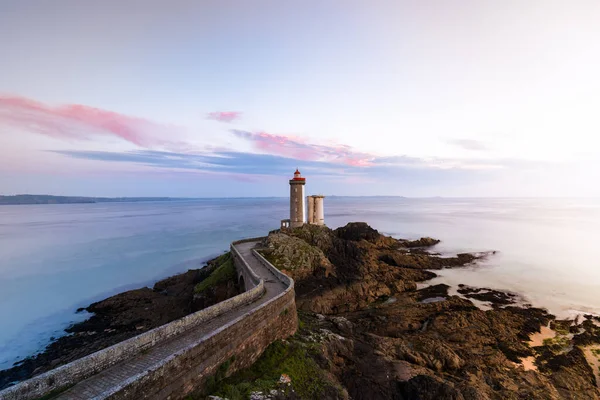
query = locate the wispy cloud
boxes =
[447,138,489,151]
[231,130,508,171]
[373,155,506,170]
[52,148,521,187]
[207,111,242,123]
[1,94,517,188]
[231,130,375,166]
[0,94,182,149]
[52,149,351,177]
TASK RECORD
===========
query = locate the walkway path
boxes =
[54,241,286,400]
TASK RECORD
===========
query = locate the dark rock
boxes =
[414,284,450,302]
[259,223,600,399]
[334,222,382,243]
[267,224,478,315]
[379,251,479,270]
[400,237,441,248]
[398,374,465,400]
[456,286,519,307]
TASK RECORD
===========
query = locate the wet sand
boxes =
[529,325,557,347]
[584,346,600,387]
[510,325,557,372]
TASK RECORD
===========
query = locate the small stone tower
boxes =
[289,169,306,228]
[307,195,325,226]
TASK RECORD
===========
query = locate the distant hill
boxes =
[0,195,186,205]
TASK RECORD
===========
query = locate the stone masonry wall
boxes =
[0,240,278,400]
[104,247,297,399]
[109,285,297,399]
[0,283,267,400]
[231,240,263,290]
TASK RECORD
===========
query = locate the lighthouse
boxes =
[289,169,306,228]
[281,169,325,230]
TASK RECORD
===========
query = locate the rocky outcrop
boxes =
[379,251,479,270]
[192,252,240,310]
[400,237,441,248]
[260,223,477,315]
[262,233,335,281]
[271,289,600,400]
[219,222,600,400]
[457,285,521,306]
[334,222,396,247]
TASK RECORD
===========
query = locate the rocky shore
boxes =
[4,222,600,399]
[201,223,600,400]
[0,252,241,390]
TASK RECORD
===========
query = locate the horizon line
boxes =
[2,194,599,200]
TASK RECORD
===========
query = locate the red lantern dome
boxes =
[292,169,305,181]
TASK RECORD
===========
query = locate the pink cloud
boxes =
[0,94,179,148]
[231,130,375,166]
[207,111,242,123]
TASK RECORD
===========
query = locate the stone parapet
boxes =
[231,242,263,288]
[0,238,296,400]
[0,255,266,400]
[252,249,293,287]
[107,270,296,399]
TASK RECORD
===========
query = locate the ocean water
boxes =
[0,197,599,370]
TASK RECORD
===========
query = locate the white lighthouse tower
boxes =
[289,169,306,228]
[280,169,325,229]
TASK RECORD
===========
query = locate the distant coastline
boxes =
[0,195,412,206]
[0,195,192,205]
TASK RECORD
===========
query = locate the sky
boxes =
[1,0,599,197]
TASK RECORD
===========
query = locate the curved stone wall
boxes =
[231,240,263,290]
[0,238,295,400]
[108,265,296,399]
[252,249,292,286]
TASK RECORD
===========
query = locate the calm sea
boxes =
[0,197,599,369]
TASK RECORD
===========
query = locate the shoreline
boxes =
[424,266,600,320]
[3,223,600,398]
[0,248,578,383]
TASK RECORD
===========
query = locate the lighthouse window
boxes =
[295,188,297,193]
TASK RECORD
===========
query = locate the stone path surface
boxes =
[54,241,286,400]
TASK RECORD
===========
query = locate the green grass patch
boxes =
[185,357,235,400]
[298,317,306,330]
[542,335,571,354]
[203,357,235,395]
[194,252,236,294]
[259,241,316,271]
[207,339,329,400]
[260,250,285,269]
[550,320,572,336]
[210,252,232,270]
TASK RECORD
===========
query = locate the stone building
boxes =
[281,169,325,229]
[306,195,325,225]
